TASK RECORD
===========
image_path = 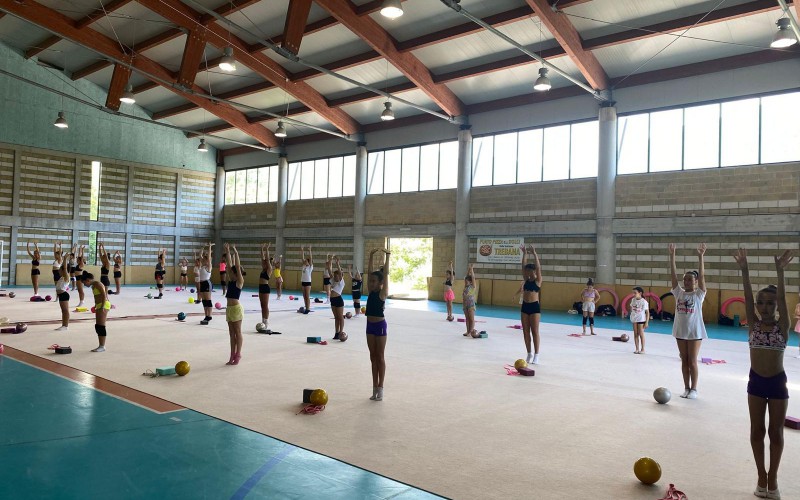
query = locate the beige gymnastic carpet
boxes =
[2,287,799,500]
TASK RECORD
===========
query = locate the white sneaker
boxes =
[525,353,533,365]
[679,389,690,398]
[374,388,383,401]
[532,354,540,365]
[687,389,698,399]
[754,485,768,498]
[54,326,68,331]
[766,488,781,499]
[77,301,84,307]
[91,346,105,352]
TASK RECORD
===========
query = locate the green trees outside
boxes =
[388,238,432,293]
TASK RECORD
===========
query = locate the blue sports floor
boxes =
[0,353,440,499]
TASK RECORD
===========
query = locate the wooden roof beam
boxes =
[525,0,609,91]
[314,0,465,117]
[136,0,361,135]
[104,61,132,111]
[0,0,277,147]
[282,0,313,54]
[176,29,207,88]
[25,0,134,58]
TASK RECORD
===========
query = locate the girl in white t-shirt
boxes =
[300,245,313,314]
[668,242,708,400]
[629,286,650,354]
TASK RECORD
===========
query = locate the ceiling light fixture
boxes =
[53,111,68,129]
[219,46,236,72]
[380,0,403,19]
[380,101,395,121]
[771,18,798,48]
[275,121,287,137]
[120,83,136,104]
[534,68,551,91]
[197,138,209,152]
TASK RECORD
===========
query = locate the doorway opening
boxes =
[387,237,432,300]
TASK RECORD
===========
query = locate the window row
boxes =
[288,155,356,200]
[618,91,800,174]
[367,141,458,194]
[472,121,599,186]
[224,165,279,205]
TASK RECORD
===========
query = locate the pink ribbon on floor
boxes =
[567,333,582,337]
[658,483,687,500]
[503,365,519,376]
[297,404,326,415]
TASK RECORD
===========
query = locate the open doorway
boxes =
[387,237,432,300]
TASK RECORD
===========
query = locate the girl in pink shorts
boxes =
[443,260,455,321]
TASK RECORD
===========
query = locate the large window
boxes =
[287,154,356,201]
[366,140,459,194]
[468,121,599,186]
[224,165,279,205]
[617,90,800,174]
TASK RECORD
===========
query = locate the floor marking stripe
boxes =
[230,445,296,500]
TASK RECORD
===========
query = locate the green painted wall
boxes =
[0,42,216,173]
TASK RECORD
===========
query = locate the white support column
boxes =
[174,173,183,264]
[596,105,617,286]
[275,155,288,257]
[353,143,368,271]
[71,157,81,245]
[455,126,472,277]
[9,149,20,284]
[124,165,136,265]
[214,166,225,253]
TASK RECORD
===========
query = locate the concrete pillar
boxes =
[353,143,368,271]
[214,166,225,252]
[455,126,472,277]
[72,157,81,244]
[275,155,288,257]
[596,105,617,286]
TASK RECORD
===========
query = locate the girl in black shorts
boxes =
[300,245,313,314]
[519,243,542,365]
[74,245,86,307]
[323,253,332,304]
[259,242,272,331]
[154,248,166,298]
[51,242,63,296]
[27,241,41,298]
[348,265,362,316]
[328,256,346,340]
[98,242,111,289]
[54,258,70,331]
[113,250,123,295]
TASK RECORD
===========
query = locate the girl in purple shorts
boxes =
[365,248,391,401]
[734,248,794,500]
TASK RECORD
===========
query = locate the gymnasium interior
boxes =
[0,0,799,498]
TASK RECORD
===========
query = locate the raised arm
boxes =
[368,248,377,274]
[668,243,679,289]
[448,260,454,277]
[232,245,244,288]
[300,245,305,265]
[775,250,795,334]
[468,263,477,288]
[531,244,541,284]
[308,245,313,266]
[380,249,391,299]
[520,243,528,279]
[733,248,756,328]
[224,243,232,268]
[335,256,342,276]
[696,243,707,292]
[27,241,34,258]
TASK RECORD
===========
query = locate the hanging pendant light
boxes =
[219,46,237,72]
[275,121,287,138]
[197,138,209,152]
[771,18,798,48]
[380,101,395,121]
[54,111,68,129]
[120,84,136,104]
[533,67,551,91]
[380,0,403,19]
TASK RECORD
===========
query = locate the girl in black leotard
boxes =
[155,248,166,299]
[258,242,272,332]
[74,244,85,307]
[366,248,391,401]
[113,251,123,295]
[98,242,111,290]
[520,243,542,365]
[27,241,41,297]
